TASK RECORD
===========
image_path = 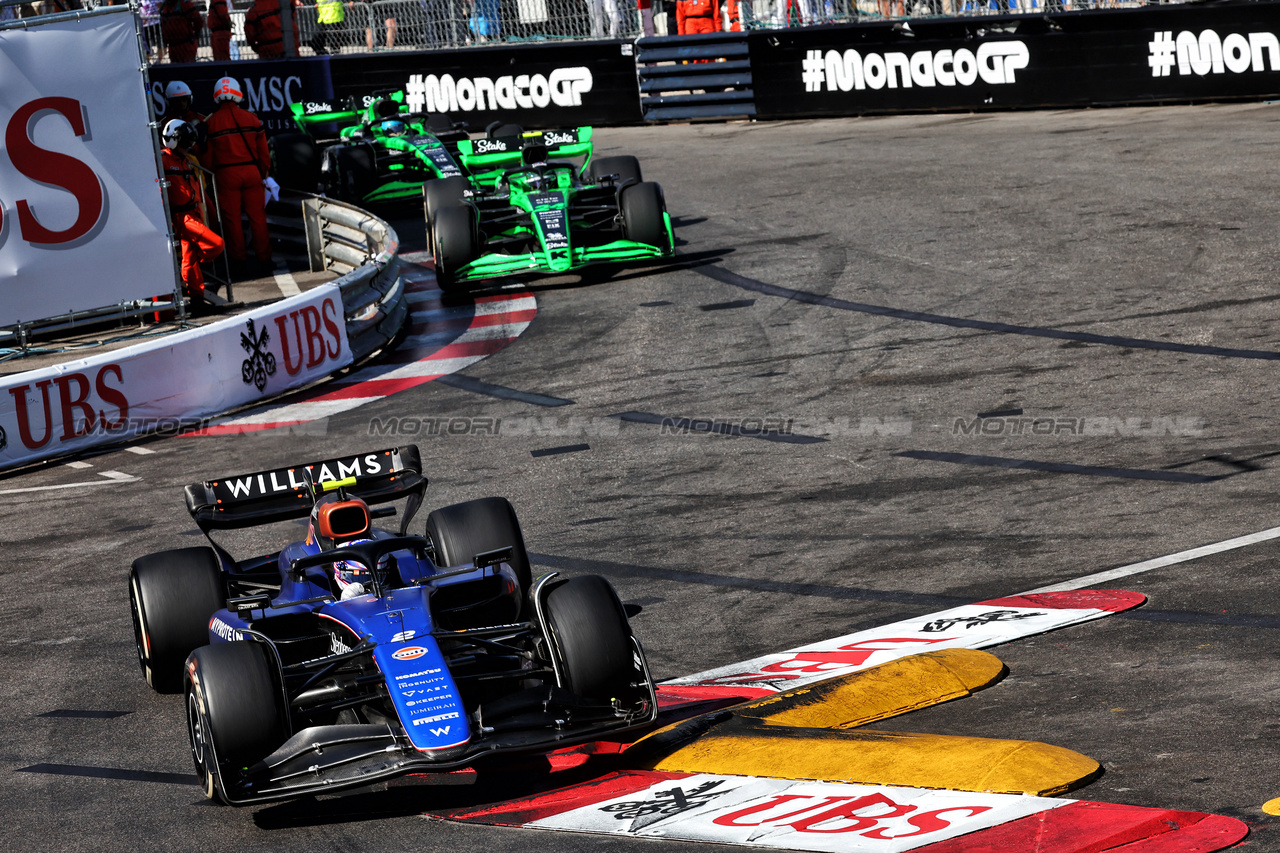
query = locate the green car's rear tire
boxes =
[269,132,321,192]
[620,181,668,251]
[328,145,376,202]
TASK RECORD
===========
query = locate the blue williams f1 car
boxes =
[128,447,656,805]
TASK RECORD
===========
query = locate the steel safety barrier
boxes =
[302,196,408,363]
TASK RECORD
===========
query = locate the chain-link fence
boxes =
[95,0,1161,63]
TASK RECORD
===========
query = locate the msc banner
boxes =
[0,284,351,472]
[0,9,173,327]
[148,58,335,134]
[749,1,1280,118]
[329,40,643,128]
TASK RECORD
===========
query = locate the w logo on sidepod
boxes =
[393,646,428,661]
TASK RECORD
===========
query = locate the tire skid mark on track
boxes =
[696,264,1280,361]
[188,258,535,435]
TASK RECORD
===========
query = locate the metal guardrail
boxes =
[302,196,408,363]
[637,32,754,121]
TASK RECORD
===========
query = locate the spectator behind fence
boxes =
[245,0,300,57]
[207,0,233,59]
[587,0,618,38]
[469,0,498,42]
[676,0,716,34]
[356,0,395,50]
[159,0,204,62]
[308,0,343,54]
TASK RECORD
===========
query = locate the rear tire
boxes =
[543,575,633,702]
[425,496,532,594]
[327,144,377,202]
[129,548,224,693]
[185,642,287,803]
[589,155,642,186]
[620,181,669,251]
[269,132,321,192]
[431,204,477,292]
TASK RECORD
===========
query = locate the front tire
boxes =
[543,575,634,702]
[185,642,287,803]
[620,181,669,251]
[129,548,224,693]
[431,204,477,292]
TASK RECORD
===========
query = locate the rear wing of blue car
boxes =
[183,446,427,532]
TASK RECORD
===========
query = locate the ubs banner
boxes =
[0,10,173,327]
[750,1,1280,118]
[329,41,643,128]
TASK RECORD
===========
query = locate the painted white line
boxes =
[274,266,303,298]
[125,446,156,455]
[97,471,137,482]
[1023,525,1280,593]
[65,461,92,469]
[0,478,137,496]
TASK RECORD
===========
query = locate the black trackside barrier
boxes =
[749,0,1280,120]
[637,32,756,121]
[327,40,643,128]
[147,41,643,133]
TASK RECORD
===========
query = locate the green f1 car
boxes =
[425,131,675,291]
[269,90,596,207]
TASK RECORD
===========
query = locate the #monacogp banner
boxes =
[0,284,352,471]
[0,8,174,327]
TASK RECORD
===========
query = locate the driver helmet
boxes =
[162,118,197,152]
[380,119,409,137]
[332,538,379,600]
[164,80,193,115]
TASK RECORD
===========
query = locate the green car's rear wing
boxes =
[458,128,594,186]
[184,446,428,532]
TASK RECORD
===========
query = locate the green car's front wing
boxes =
[451,219,675,283]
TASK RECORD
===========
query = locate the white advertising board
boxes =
[0,284,352,470]
[0,9,174,326]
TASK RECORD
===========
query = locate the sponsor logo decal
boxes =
[214,452,389,500]
[801,42,1029,93]
[922,609,1044,632]
[412,711,461,725]
[405,68,594,114]
[474,138,512,154]
[240,318,277,392]
[1148,29,1280,78]
[542,129,578,146]
[393,646,429,661]
[209,617,243,642]
[394,666,443,680]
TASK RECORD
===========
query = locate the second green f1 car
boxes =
[425,131,675,291]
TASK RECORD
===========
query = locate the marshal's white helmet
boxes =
[162,118,197,151]
[213,76,243,104]
[164,80,192,100]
